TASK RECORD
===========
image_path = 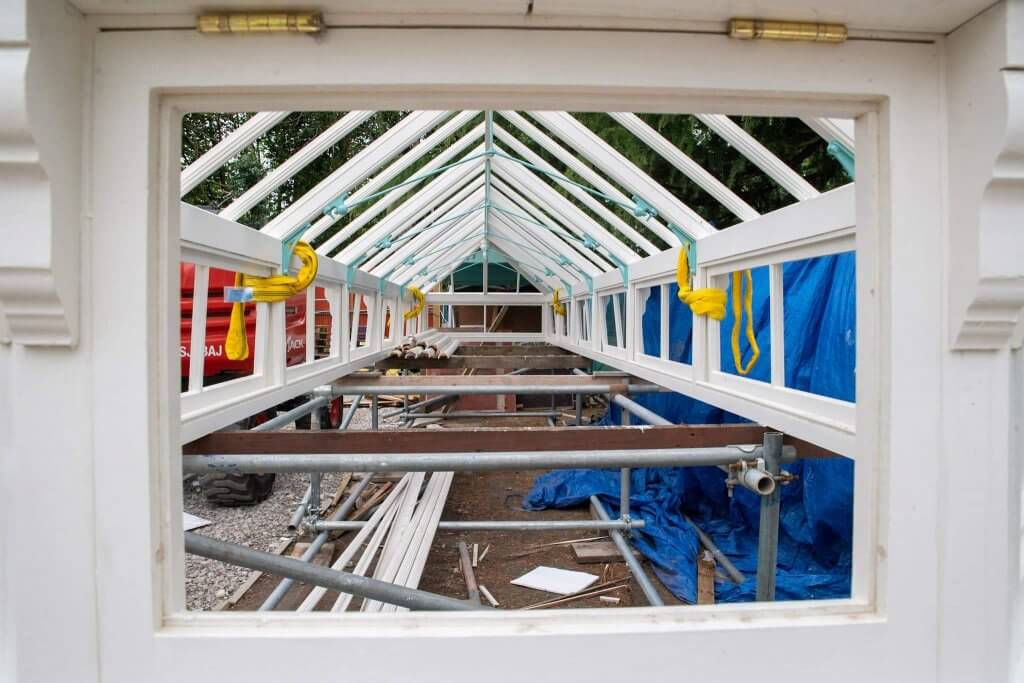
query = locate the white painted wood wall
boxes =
[1,2,1022,681]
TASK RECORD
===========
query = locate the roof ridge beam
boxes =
[608,112,760,221]
[180,111,289,196]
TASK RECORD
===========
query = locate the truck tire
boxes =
[199,472,276,506]
[317,397,343,429]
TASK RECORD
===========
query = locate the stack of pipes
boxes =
[435,337,460,359]
[389,330,440,357]
[388,330,459,360]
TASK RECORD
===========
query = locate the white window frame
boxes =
[84,25,943,683]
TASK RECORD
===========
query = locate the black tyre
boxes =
[199,472,276,506]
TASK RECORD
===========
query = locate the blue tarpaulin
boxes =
[525,252,856,603]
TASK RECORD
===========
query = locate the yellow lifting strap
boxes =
[552,288,566,316]
[225,242,319,361]
[675,248,760,376]
[403,286,425,320]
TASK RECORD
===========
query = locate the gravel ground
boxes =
[183,407,401,611]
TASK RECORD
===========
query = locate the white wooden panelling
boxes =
[58,19,985,683]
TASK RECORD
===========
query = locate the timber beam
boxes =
[183,424,839,459]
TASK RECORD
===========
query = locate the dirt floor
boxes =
[228,411,680,611]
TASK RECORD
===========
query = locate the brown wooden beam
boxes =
[333,374,646,388]
[375,355,590,370]
[183,424,840,459]
[454,344,574,356]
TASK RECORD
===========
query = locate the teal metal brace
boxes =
[279,221,310,273]
[631,195,658,220]
[323,192,350,221]
[826,140,855,179]
[667,222,698,276]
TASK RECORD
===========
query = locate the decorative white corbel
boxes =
[947,3,1024,350]
[0,1,83,346]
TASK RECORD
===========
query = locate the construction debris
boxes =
[571,540,638,564]
[511,566,600,595]
[479,585,500,607]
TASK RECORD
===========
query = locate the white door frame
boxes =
[81,25,943,683]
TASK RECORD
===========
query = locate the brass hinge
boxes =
[196,12,323,34]
[729,18,847,43]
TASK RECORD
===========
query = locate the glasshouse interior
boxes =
[1,2,1022,682]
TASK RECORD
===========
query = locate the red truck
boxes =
[180,263,343,505]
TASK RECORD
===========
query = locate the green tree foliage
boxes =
[182,111,407,228]
[575,112,850,229]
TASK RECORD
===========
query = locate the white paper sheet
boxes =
[510,566,599,595]
[183,512,212,531]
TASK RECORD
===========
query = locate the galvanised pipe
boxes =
[314,518,647,532]
[186,532,480,612]
[183,446,794,475]
[683,514,745,585]
[756,432,784,601]
[591,495,665,607]
[574,368,672,427]
[325,383,663,396]
[285,393,363,533]
[259,475,373,611]
[287,486,313,531]
[338,394,364,430]
[418,411,561,419]
[252,396,329,432]
[378,394,451,419]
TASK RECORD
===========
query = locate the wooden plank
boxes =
[697,549,716,605]
[374,355,590,370]
[289,542,336,567]
[572,540,637,564]
[183,424,840,458]
[334,374,641,388]
[215,536,292,611]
